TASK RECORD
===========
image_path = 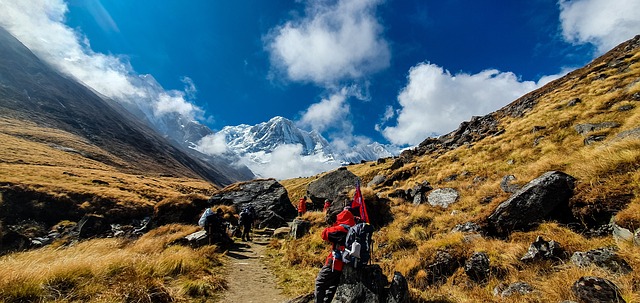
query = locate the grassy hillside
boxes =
[276,37,640,302]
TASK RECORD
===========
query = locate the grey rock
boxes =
[308,167,359,213]
[272,227,291,239]
[615,127,640,141]
[451,222,482,234]
[465,252,490,283]
[612,221,635,243]
[427,188,460,209]
[208,179,296,227]
[425,250,460,285]
[521,236,565,262]
[574,122,620,136]
[500,175,521,193]
[76,214,109,239]
[584,134,607,145]
[387,272,410,303]
[571,247,632,274]
[333,264,410,303]
[567,98,582,106]
[617,104,634,111]
[497,282,534,297]
[572,276,626,303]
[368,175,387,187]
[290,219,311,239]
[486,171,576,237]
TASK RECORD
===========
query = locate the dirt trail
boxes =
[221,233,289,303]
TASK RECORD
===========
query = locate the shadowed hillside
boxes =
[277,36,640,302]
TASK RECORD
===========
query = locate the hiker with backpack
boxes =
[238,206,256,241]
[198,207,229,245]
[315,208,355,303]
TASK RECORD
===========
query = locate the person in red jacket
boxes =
[297,196,308,217]
[315,208,356,303]
[323,199,331,213]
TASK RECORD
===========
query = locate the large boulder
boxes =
[465,252,490,283]
[207,179,296,228]
[333,265,410,303]
[427,188,460,208]
[486,171,576,237]
[572,277,626,303]
[571,247,633,274]
[308,167,359,211]
[76,214,109,239]
[290,219,311,239]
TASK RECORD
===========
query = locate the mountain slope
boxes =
[278,36,640,301]
[0,26,241,187]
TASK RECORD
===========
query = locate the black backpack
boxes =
[344,223,374,267]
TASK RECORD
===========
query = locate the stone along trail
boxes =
[221,233,289,303]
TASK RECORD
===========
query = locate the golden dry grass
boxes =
[271,41,640,301]
[0,224,226,303]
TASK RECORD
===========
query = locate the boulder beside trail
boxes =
[486,171,576,237]
[308,167,359,212]
[207,179,296,228]
[283,265,410,303]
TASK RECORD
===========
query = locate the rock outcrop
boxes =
[427,188,459,208]
[207,179,296,228]
[520,236,565,262]
[486,171,576,237]
[307,167,359,212]
[571,247,633,274]
[572,276,626,303]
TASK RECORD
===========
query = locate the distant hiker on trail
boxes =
[323,199,331,213]
[198,207,228,245]
[238,206,256,241]
[297,196,308,216]
[315,208,355,303]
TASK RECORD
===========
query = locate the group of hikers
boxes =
[197,204,256,243]
[198,193,372,303]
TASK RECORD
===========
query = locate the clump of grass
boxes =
[0,224,225,303]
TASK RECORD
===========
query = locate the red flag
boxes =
[351,181,370,223]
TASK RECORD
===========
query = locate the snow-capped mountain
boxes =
[219,116,332,156]
[216,116,397,166]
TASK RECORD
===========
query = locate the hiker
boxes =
[198,207,227,244]
[238,206,255,241]
[315,208,356,303]
[323,199,331,213]
[297,196,308,216]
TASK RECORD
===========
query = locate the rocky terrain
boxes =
[275,36,640,302]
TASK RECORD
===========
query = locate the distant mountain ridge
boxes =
[217,116,398,168]
[0,26,249,186]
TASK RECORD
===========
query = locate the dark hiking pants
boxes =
[315,264,342,303]
[241,224,252,241]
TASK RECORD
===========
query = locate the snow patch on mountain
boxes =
[197,116,398,179]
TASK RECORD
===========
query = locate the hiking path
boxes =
[221,231,289,303]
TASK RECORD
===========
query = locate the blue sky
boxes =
[1,0,639,149]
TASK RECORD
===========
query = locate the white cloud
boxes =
[266,0,390,85]
[298,89,351,133]
[559,0,640,54]
[381,63,549,146]
[240,144,338,180]
[181,76,197,100]
[0,0,202,120]
[196,133,229,156]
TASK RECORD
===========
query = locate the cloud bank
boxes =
[380,63,549,146]
[266,0,390,86]
[559,0,640,54]
[0,0,202,121]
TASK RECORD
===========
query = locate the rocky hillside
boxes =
[277,36,640,302]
